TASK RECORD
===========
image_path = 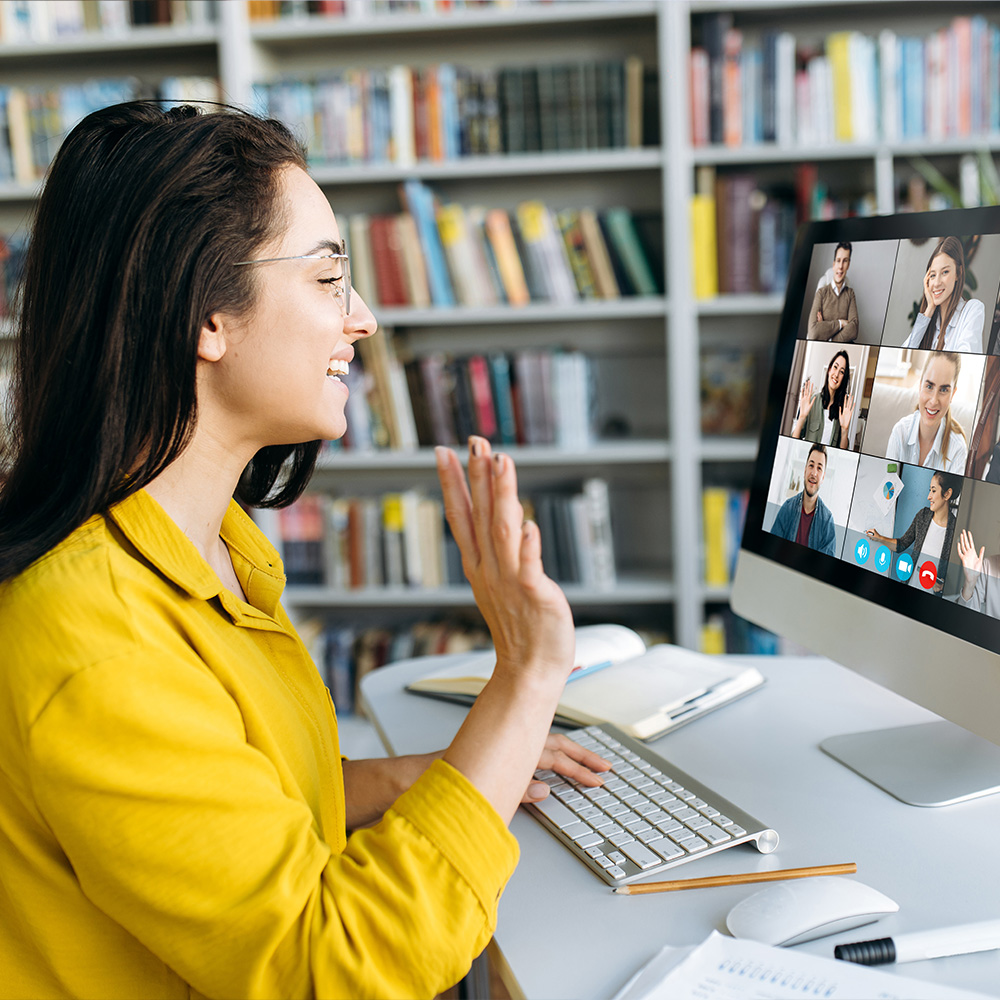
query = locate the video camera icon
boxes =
[895,553,914,581]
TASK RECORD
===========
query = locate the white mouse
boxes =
[726,876,899,947]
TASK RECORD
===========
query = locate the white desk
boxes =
[360,655,1000,999]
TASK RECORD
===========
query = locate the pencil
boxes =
[611,862,857,895]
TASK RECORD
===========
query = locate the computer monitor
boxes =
[733,206,1000,807]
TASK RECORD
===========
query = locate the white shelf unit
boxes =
[3,0,1000,651]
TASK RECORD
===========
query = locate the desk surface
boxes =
[360,655,1000,999]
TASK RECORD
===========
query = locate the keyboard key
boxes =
[633,802,659,817]
[562,821,591,839]
[620,842,661,870]
[620,792,645,807]
[654,818,682,835]
[596,856,614,869]
[629,776,655,791]
[672,807,699,823]
[682,836,709,853]
[699,806,721,818]
[652,840,686,861]
[589,813,614,830]
[576,806,602,822]
[604,802,629,818]
[728,825,747,838]
[606,851,627,865]
[573,832,604,849]
[715,814,733,827]
[532,797,577,829]
[684,815,711,831]
[699,825,732,845]
[637,830,664,845]
[585,846,604,858]
[606,865,627,879]
[607,831,635,847]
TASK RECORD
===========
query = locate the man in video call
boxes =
[770,444,837,556]
[807,242,858,343]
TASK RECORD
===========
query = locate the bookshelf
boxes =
[2,0,1000,672]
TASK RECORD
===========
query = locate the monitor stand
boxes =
[820,720,1000,807]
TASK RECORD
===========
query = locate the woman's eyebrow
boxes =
[302,238,345,256]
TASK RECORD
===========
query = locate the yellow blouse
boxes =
[0,490,518,999]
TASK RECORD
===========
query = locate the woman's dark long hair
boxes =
[821,349,851,421]
[0,102,317,583]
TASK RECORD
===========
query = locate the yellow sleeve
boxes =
[26,655,519,999]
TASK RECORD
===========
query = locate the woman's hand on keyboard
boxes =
[436,437,575,688]
[523,734,612,803]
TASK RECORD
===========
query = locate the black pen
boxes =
[835,919,1000,965]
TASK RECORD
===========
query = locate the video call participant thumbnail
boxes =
[884,351,970,475]
[790,348,855,449]
[949,479,1000,618]
[769,444,838,556]
[902,236,985,354]
[865,471,961,594]
[807,242,858,343]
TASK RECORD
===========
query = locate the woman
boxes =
[865,471,961,593]
[902,236,985,353]
[0,103,609,998]
[791,349,854,448]
[885,351,968,474]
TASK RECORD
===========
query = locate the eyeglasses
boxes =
[233,252,351,315]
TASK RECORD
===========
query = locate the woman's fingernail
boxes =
[469,437,481,457]
[434,446,448,470]
[493,452,505,475]
[528,782,549,801]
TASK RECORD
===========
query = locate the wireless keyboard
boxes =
[525,724,779,886]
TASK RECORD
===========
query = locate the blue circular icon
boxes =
[896,554,914,581]
[854,538,870,565]
[875,545,891,571]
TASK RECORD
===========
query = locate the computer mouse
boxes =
[726,876,899,947]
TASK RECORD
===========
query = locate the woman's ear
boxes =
[198,313,228,363]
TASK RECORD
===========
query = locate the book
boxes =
[406,623,765,741]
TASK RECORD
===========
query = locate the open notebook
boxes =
[406,624,765,741]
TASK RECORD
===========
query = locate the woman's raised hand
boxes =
[958,528,985,583]
[798,377,814,415]
[436,438,575,687]
[839,392,855,435]
[923,269,937,317]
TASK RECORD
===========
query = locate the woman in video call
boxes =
[957,527,1000,617]
[790,349,854,448]
[885,351,968,474]
[865,471,961,593]
[902,236,985,354]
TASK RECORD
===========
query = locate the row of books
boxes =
[0,77,220,185]
[271,478,617,592]
[691,167,797,299]
[700,609,781,657]
[699,349,759,437]
[295,617,493,717]
[0,0,215,42]
[0,234,28,317]
[249,1,567,24]
[336,347,597,453]
[691,14,1000,148]
[701,486,749,588]
[348,184,663,310]
[251,56,648,166]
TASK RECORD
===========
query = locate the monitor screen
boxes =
[734,206,1000,801]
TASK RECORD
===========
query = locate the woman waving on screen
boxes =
[791,349,854,449]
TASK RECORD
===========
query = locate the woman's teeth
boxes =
[327,360,349,379]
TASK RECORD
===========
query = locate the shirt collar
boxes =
[904,410,945,460]
[107,490,286,620]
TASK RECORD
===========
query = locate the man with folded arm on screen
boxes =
[807,242,858,343]
[770,444,837,556]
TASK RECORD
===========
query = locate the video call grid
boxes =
[765,232,1000,617]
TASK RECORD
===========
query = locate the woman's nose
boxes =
[344,290,378,340]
